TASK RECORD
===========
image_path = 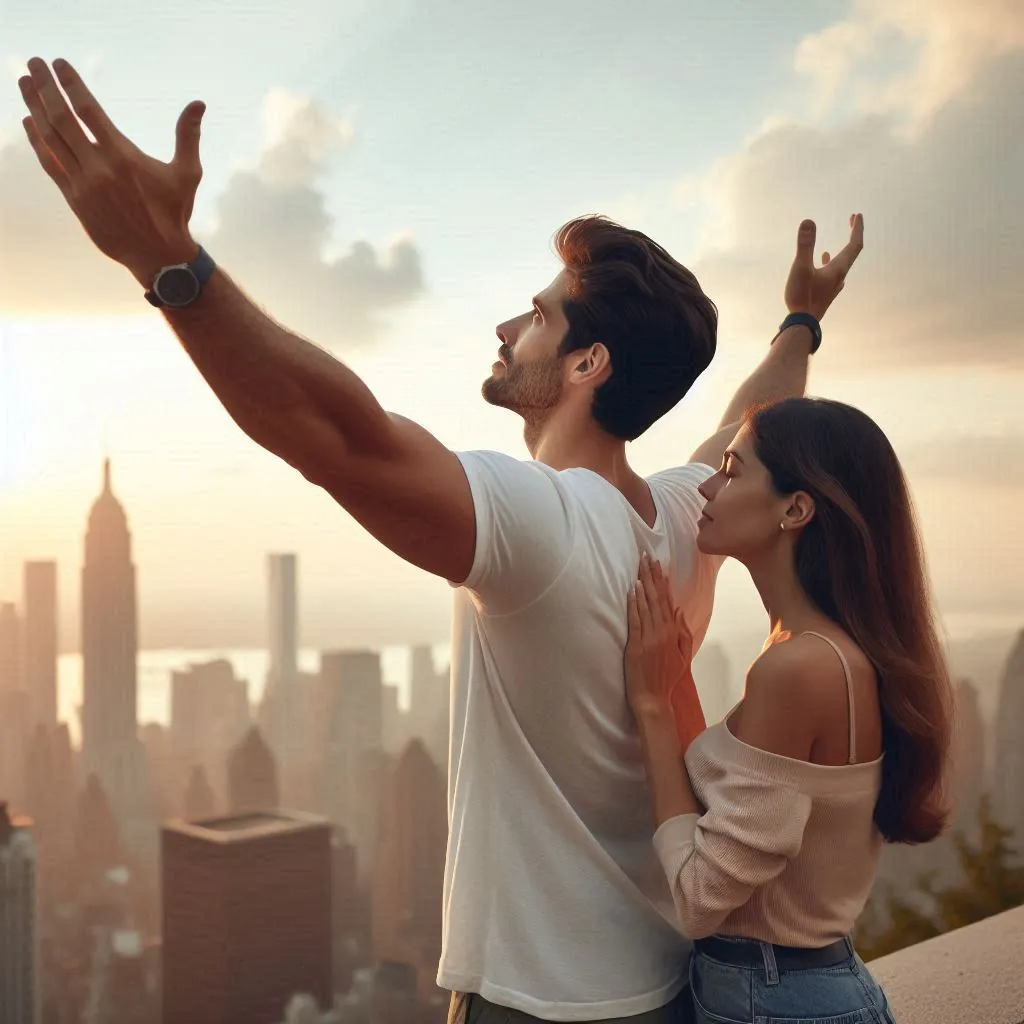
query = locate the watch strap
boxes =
[145,246,216,308]
[774,311,822,354]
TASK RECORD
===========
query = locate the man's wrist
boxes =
[127,235,200,290]
[774,311,822,353]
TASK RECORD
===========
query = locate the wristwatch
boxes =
[775,311,822,353]
[145,246,216,308]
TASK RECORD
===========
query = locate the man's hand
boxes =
[688,213,866,468]
[784,213,864,321]
[19,57,203,287]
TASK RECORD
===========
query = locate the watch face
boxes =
[156,267,200,307]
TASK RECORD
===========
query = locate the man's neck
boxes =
[527,410,656,525]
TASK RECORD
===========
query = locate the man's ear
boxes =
[569,343,611,384]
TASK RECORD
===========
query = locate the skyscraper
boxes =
[321,650,383,762]
[321,650,385,875]
[994,630,1024,841]
[951,678,988,834]
[268,554,298,687]
[171,658,250,806]
[22,561,57,732]
[227,726,280,813]
[80,459,152,859]
[260,554,305,785]
[0,803,38,1024]
[408,645,448,765]
[0,602,22,693]
[371,740,446,989]
[162,810,332,1024]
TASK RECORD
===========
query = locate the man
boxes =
[18,58,863,1023]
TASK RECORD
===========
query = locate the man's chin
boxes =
[481,377,512,408]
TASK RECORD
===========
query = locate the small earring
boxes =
[779,522,786,531]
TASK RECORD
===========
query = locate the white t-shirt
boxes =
[438,451,720,1021]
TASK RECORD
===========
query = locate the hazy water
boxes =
[57,643,451,747]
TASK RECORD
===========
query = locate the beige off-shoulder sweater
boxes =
[653,632,884,946]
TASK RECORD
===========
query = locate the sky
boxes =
[1,0,1022,655]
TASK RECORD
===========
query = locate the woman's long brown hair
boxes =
[747,397,953,843]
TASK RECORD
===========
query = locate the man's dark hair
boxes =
[554,215,718,441]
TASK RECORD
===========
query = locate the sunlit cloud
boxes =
[675,6,1024,370]
[0,88,424,350]
[795,0,1024,125]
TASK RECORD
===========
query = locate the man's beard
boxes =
[481,354,564,421]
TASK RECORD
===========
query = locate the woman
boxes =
[625,396,953,1024]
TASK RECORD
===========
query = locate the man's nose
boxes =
[496,319,517,345]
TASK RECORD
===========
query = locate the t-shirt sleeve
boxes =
[652,774,813,940]
[648,462,724,650]
[450,450,574,616]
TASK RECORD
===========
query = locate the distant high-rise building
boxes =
[0,602,22,693]
[183,766,217,822]
[0,690,29,810]
[0,802,38,1024]
[171,659,250,805]
[75,774,124,890]
[80,459,152,859]
[321,650,383,761]
[951,679,988,833]
[268,554,298,686]
[994,630,1024,841]
[330,828,362,994]
[371,740,446,989]
[381,683,404,754]
[23,561,57,732]
[260,555,303,765]
[228,726,280,813]
[321,650,385,875]
[161,810,332,1024]
[24,725,75,912]
[408,645,448,766]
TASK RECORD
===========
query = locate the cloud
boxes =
[683,3,1024,370]
[0,89,424,350]
[905,435,1024,488]
[795,0,1024,123]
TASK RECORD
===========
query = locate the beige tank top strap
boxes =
[801,631,857,764]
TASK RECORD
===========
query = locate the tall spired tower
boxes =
[80,459,152,859]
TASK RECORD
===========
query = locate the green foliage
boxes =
[857,795,1024,961]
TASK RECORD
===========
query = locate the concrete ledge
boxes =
[868,905,1024,1024]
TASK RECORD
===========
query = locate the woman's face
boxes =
[696,424,797,559]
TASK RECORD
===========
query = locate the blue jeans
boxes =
[689,936,897,1024]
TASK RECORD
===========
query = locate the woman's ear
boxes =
[785,490,816,529]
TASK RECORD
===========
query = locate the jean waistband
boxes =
[694,935,855,985]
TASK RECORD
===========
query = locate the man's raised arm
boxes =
[19,58,476,583]
[689,215,864,468]
[160,271,477,582]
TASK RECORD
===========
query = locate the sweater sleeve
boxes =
[652,773,813,939]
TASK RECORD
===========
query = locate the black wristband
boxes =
[774,312,822,354]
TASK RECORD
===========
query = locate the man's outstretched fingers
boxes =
[22,116,70,193]
[53,58,123,148]
[19,77,77,176]
[26,58,95,170]
[794,219,816,270]
[173,101,206,182]
[830,213,865,276]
